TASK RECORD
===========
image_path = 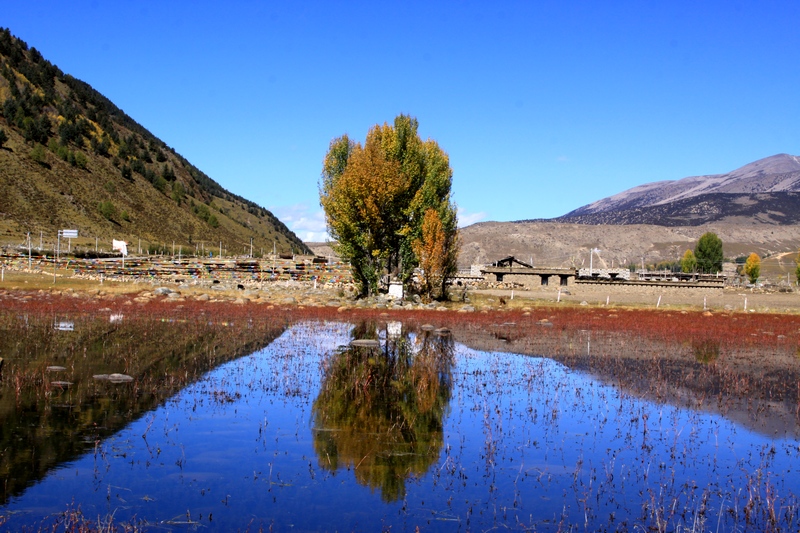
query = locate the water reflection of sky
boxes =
[3,321,800,531]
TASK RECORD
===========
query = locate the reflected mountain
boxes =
[312,322,454,502]
[0,311,286,504]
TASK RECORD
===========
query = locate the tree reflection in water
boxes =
[312,321,454,501]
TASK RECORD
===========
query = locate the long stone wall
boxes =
[490,274,722,296]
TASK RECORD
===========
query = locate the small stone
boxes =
[350,339,380,348]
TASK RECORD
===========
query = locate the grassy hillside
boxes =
[0,28,310,256]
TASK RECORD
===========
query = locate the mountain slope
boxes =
[550,191,800,226]
[0,28,310,255]
[558,154,800,225]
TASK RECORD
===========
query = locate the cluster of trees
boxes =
[681,232,765,284]
[191,201,220,228]
[680,232,724,274]
[320,115,459,299]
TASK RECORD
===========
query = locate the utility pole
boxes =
[590,248,600,276]
[54,231,60,284]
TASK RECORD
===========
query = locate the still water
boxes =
[2,319,800,531]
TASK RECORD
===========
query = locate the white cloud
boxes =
[457,207,487,228]
[271,204,329,242]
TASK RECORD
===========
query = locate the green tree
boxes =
[743,252,760,284]
[162,164,176,181]
[694,232,723,274]
[320,115,458,298]
[29,142,45,164]
[98,200,117,220]
[796,251,800,285]
[680,249,697,273]
[171,181,185,203]
[0,127,7,147]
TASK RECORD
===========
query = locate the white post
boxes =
[744,297,747,311]
[28,232,32,270]
[656,295,661,308]
[54,231,60,284]
[606,295,609,306]
[703,296,707,310]
[557,288,561,302]
[511,290,514,300]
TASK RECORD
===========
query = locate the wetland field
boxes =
[1,290,800,531]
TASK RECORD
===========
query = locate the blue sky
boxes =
[4,1,799,240]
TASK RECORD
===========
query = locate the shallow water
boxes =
[2,320,800,531]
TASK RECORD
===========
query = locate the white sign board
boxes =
[60,229,78,238]
[388,281,404,299]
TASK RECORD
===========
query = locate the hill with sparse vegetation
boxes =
[0,28,310,256]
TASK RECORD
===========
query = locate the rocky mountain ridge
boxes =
[561,153,800,222]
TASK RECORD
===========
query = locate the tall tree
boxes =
[743,252,760,284]
[320,115,458,298]
[680,249,697,273]
[694,232,723,274]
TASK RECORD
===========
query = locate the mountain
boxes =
[0,28,311,255]
[546,154,800,226]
